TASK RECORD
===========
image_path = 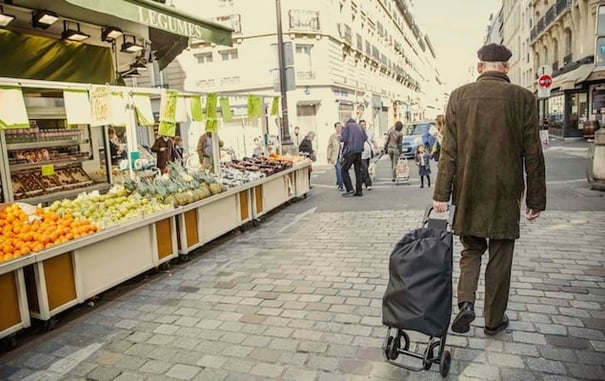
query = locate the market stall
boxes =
[0,0,313,348]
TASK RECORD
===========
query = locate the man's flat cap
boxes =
[477,43,512,62]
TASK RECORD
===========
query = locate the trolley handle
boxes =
[423,204,455,231]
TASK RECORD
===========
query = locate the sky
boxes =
[411,0,502,93]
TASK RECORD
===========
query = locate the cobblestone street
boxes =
[1,206,603,380]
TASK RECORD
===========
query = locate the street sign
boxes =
[538,74,553,89]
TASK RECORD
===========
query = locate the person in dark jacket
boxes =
[340,118,367,197]
[151,135,178,172]
[298,131,316,186]
[298,131,316,161]
[433,43,546,337]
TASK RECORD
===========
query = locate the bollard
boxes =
[592,128,605,191]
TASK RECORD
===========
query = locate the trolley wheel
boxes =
[387,330,410,360]
[398,330,410,351]
[252,219,261,227]
[159,262,171,271]
[439,350,451,377]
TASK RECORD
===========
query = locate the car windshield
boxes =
[410,123,432,135]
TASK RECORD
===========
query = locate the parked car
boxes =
[400,120,437,159]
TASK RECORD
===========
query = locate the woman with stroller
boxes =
[415,144,431,188]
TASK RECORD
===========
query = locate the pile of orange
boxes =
[0,204,99,263]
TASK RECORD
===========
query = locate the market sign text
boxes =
[137,6,204,39]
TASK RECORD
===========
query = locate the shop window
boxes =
[591,88,605,115]
[547,93,564,127]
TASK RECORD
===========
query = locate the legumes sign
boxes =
[136,6,205,39]
[65,0,232,43]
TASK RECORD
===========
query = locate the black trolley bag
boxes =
[381,206,454,378]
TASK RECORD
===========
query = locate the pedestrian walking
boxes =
[414,144,431,188]
[360,120,373,190]
[384,121,404,182]
[327,122,344,191]
[432,43,546,336]
[340,118,367,197]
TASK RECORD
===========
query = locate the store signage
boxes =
[64,0,232,44]
[137,7,204,39]
[41,164,54,176]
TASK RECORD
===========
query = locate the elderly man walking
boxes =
[433,43,546,336]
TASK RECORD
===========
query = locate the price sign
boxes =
[41,164,55,176]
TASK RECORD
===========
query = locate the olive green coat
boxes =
[433,71,546,239]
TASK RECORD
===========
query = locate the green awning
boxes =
[65,0,233,46]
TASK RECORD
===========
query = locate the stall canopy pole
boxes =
[261,96,269,155]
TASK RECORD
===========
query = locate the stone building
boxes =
[136,0,443,161]
[530,0,603,138]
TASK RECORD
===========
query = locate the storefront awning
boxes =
[64,0,233,45]
[552,63,594,90]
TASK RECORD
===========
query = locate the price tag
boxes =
[41,164,55,176]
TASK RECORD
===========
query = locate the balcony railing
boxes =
[296,71,316,80]
[220,76,240,86]
[530,0,571,43]
[289,10,320,32]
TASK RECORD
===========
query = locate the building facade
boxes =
[502,0,535,89]
[140,0,443,162]
[530,0,605,138]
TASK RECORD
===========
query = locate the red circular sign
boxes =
[538,74,552,89]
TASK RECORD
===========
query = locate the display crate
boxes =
[0,256,33,343]
[24,210,178,322]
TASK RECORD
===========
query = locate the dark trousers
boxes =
[361,158,372,187]
[458,235,515,328]
[341,152,363,194]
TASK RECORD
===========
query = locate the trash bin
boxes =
[583,120,600,140]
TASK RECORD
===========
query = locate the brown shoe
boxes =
[484,314,509,336]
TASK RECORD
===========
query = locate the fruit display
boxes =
[227,156,293,176]
[11,165,95,200]
[122,163,226,207]
[45,187,172,228]
[0,203,99,263]
[218,167,265,188]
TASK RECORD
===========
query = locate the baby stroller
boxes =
[382,206,455,378]
[395,154,410,184]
